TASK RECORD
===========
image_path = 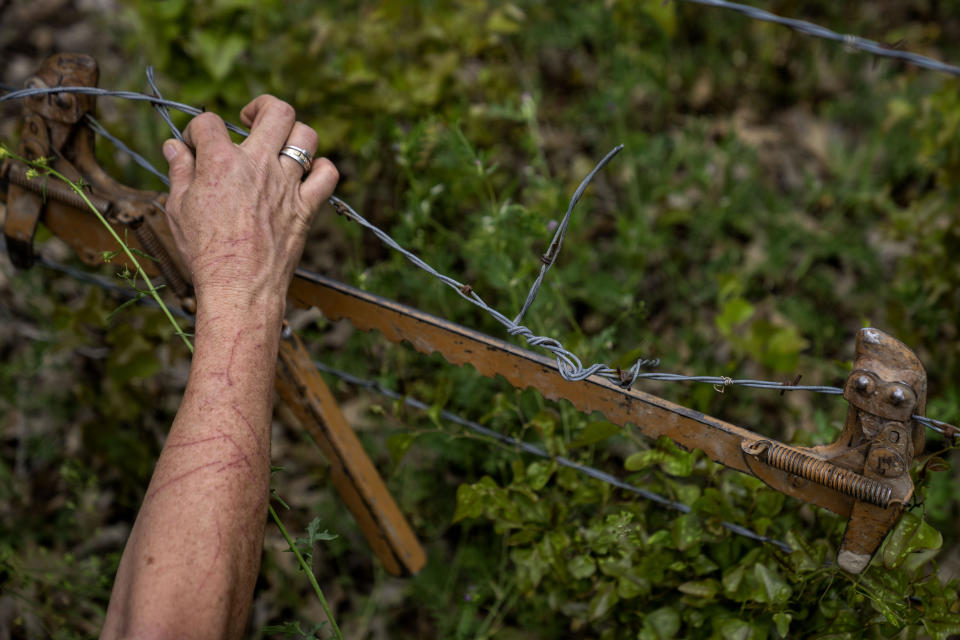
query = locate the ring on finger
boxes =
[279,145,312,173]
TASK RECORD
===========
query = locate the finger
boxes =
[277,122,319,180]
[181,112,233,166]
[298,157,340,215]
[239,95,296,157]
[163,138,195,215]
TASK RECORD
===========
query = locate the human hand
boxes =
[162,95,338,311]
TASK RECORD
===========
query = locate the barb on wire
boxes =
[311,359,794,553]
[513,144,624,325]
[679,0,960,77]
[2,80,957,435]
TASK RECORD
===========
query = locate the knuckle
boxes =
[316,158,339,183]
[298,124,319,149]
[193,111,225,128]
[269,98,295,120]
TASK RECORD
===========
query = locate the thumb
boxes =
[162,139,194,212]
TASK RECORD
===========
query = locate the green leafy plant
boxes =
[5,1,960,638]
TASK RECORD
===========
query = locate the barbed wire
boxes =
[84,114,170,186]
[676,0,960,77]
[2,80,958,440]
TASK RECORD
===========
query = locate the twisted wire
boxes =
[145,66,185,146]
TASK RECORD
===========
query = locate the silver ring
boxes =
[279,145,312,173]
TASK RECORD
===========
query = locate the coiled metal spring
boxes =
[749,441,892,508]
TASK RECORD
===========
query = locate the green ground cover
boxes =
[2,1,960,638]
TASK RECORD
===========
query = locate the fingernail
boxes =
[162,140,178,162]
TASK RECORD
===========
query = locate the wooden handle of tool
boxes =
[275,328,426,576]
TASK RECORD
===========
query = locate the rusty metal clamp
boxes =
[1,53,195,313]
[741,328,926,572]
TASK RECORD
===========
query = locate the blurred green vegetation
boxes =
[3,0,960,638]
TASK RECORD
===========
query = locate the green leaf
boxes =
[485,5,525,34]
[129,247,159,262]
[754,563,791,603]
[298,517,337,550]
[189,30,247,81]
[261,620,325,638]
[640,606,681,639]
[453,482,484,523]
[386,433,415,466]
[270,489,290,511]
[719,618,757,640]
[588,581,618,620]
[678,578,719,599]
[773,612,792,637]
[923,619,960,640]
[105,293,147,323]
[567,554,596,579]
[624,437,694,477]
[452,476,501,523]
[882,511,943,570]
[671,513,705,551]
[716,298,754,335]
[512,547,548,592]
[525,460,554,490]
[568,421,621,449]
[617,574,645,599]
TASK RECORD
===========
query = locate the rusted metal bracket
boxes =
[740,328,926,573]
[1,53,940,575]
[1,53,194,310]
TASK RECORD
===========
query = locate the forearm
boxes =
[101,94,337,638]
[102,295,284,640]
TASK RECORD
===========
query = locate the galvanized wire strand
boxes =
[0,86,249,137]
[677,0,960,78]
[0,243,192,320]
[512,144,624,325]
[2,84,957,436]
[145,66,186,146]
[84,114,170,186]
[310,359,794,553]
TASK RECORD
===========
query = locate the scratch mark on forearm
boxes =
[231,405,265,453]
[146,460,222,500]
[218,429,252,469]
[166,434,225,448]
[196,521,223,592]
